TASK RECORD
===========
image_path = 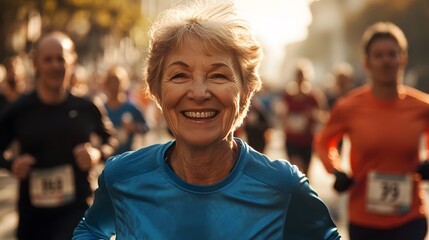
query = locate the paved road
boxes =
[0,171,17,240]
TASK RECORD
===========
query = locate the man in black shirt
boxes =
[0,31,117,240]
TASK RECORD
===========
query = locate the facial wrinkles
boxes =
[160,82,179,135]
[196,56,242,125]
[222,83,241,133]
[161,46,243,141]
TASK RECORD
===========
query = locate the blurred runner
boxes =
[314,22,429,240]
[279,59,327,175]
[325,62,355,109]
[0,55,28,111]
[102,65,149,154]
[0,31,117,240]
[241,94,272,153]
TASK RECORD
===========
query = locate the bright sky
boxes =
[233,0,313,47]
[233,0,316,84]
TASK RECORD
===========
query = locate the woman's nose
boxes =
[188,78,211,102]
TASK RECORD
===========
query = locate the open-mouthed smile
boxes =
[182,111,218,119]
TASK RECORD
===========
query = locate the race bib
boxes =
[366,171,412,215]
[30,164,75,207]
[286,113,308,133]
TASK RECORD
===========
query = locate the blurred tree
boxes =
[297,0,429,91]
[0,0,149,69]
[344,0,429,91]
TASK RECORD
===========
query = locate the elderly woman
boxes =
[73,1,339,239]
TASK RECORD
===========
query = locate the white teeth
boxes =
[184,111,216,118]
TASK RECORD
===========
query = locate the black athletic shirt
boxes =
[0,90,114,212]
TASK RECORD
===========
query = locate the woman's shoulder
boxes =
[102,142,172,184]
[242,145,302,193]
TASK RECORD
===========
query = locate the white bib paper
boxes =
[366,171,412,215]
[30,164,75,207]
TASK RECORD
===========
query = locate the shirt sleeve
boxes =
[91,102,118,161]
[313,104,346,173]
[0,106,16,170]
[73,170,116,239]
[283,169,340,240]
[131,105,149,134]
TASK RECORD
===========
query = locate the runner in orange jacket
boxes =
[314,21,429,240]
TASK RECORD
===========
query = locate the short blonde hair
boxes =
[143,0,263,126]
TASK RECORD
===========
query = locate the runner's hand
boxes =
[333,170,354,193]
[73,143,101,171]
[417,160,429,180]
[11,154,36,180]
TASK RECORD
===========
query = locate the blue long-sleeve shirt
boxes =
[73,139,340,239]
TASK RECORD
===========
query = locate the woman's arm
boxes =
[283,169,340,240]
[73,170,116,239]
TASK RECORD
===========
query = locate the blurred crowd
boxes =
[0,49,358,171]
[0,45,352,238]
[0,4,428,240]
[0,51,168,148]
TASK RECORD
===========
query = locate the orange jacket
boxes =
[314,84,429,228]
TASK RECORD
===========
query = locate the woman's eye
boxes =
[209,73,229,82]
[171,73,188,79]
[210,73,228,79]
[167,72,190,83]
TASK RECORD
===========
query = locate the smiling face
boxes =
[34,36,76,92]
[161,39,243,148]
[364,38,407,87]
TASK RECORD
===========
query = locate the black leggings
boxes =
[349,217,427,240]
[17,203,88,240]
